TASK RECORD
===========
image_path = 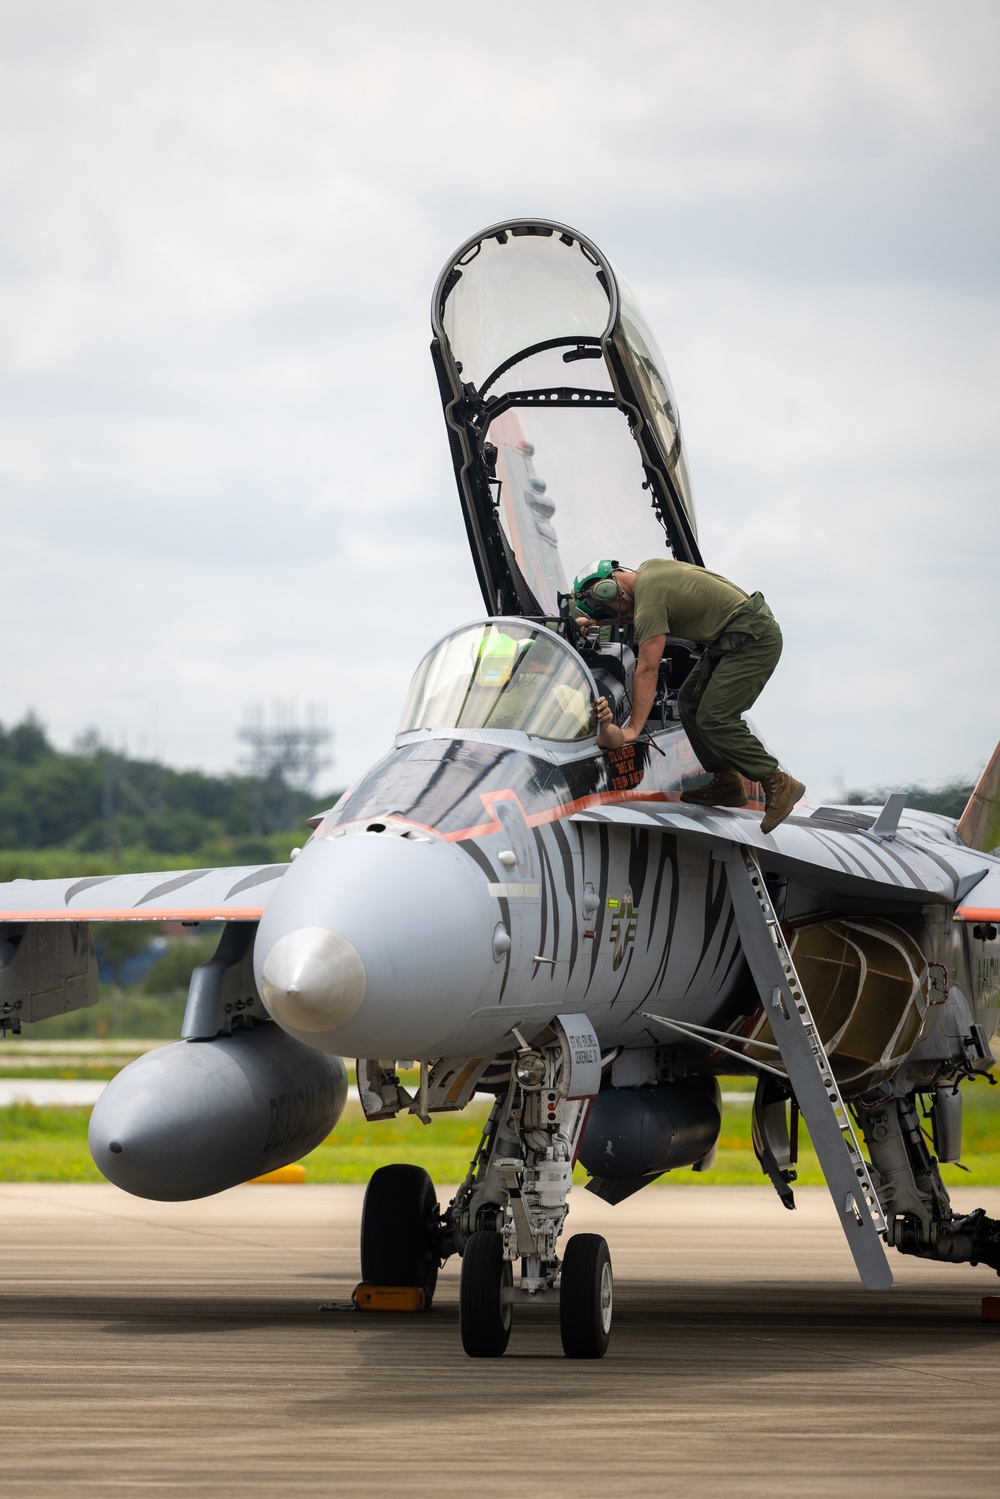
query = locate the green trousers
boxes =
[676,604,782,781]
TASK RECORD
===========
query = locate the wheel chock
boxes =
[354,1283,426,1312]
[981,1296,1000,1322]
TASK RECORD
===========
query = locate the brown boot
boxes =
[760,770,806,834]
[680,769,749,808]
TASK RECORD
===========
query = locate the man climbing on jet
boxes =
[573,558,804,834]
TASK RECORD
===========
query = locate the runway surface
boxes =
[1,1182,998,1497]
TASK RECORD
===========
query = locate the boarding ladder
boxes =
[726,845,893,1289]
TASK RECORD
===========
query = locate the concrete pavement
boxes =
[1,1182,998,1496]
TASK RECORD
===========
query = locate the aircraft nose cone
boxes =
[260,926,366,1033]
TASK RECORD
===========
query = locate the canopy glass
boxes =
[434,224,698,615]
[399,620,595,742]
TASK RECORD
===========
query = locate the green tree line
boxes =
[845,779,973,819]
[0,714,340,875]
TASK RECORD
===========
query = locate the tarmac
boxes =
[1,1182,998,1497]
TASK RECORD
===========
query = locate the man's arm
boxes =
[596,635,665,749]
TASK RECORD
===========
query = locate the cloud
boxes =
[0,0,997,796]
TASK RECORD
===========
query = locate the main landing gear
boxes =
[360,1163,440,1306]
[358,1019,614,1358]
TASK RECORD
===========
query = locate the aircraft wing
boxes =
[569,802,991,905]
[955,863,1000,921]
[0,864,289,923]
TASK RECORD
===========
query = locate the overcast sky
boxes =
[1,0,997,801]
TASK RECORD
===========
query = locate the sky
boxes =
[1,0,998,801]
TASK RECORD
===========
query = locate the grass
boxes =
[300,1105,492,1184]
[3,1082,999,1189]
[0,1106,105,1182]
[0,1064,124,1080]
[14,995,189,1041]
[0,828,305,883]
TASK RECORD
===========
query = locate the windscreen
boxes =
[439,229,696,614]
[399,621,595,742]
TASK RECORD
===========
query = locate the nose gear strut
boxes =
[440,1013,613,1358]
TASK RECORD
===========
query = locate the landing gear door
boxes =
[553,1013,601,1099]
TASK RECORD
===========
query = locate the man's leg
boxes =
[688,628,782,781]
[677,656,749,806]
[677,657,729,772]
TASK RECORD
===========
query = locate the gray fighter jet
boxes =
[2,218,999,1360]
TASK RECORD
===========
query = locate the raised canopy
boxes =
[431,219,700,616]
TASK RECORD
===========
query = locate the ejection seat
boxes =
[582,640,635,725]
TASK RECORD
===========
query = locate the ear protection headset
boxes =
[572,559,629,619]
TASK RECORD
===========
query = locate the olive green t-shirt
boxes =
[632,559,749,646]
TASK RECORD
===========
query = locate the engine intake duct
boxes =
[579,1079,721,1205]
[89,1021,348,1201]
[741,917,930,1095]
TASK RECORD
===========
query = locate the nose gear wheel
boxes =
[460,1230,513,1357]
[559,1233,613,1359]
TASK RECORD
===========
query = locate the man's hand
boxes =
[594,696,637,750]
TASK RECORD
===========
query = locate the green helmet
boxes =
[572,558,622,619]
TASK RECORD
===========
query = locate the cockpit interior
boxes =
[398,617,703,746]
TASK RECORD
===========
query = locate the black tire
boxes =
[559,1233,613,1359]
[360,1164,439,1306]
[460,1230,513,1357]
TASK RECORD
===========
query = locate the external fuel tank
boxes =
[89,1020,348,1201]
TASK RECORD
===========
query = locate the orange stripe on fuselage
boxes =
[441,785,678,841]
[442,784,765,842]
[321,784,766,846]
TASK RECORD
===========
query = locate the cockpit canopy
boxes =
[431,220,701,618]
[399,620,596,743]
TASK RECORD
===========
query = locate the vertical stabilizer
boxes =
[957,741,1000,853]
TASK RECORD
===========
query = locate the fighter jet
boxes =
[2,218,999,1360]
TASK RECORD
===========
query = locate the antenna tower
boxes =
[238,704,333,834]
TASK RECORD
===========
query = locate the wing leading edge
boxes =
[570,802,992,905]
[0,864,289,923]
[954,864,1000,922]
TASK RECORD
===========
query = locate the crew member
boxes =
[572,558,804,834]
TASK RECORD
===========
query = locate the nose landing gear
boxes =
[458,1227,613,1359]
[449,1015,613,1358]
[459,1230,514,1357]
[356,1017,612,1357]
[559,1232,613,1359]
